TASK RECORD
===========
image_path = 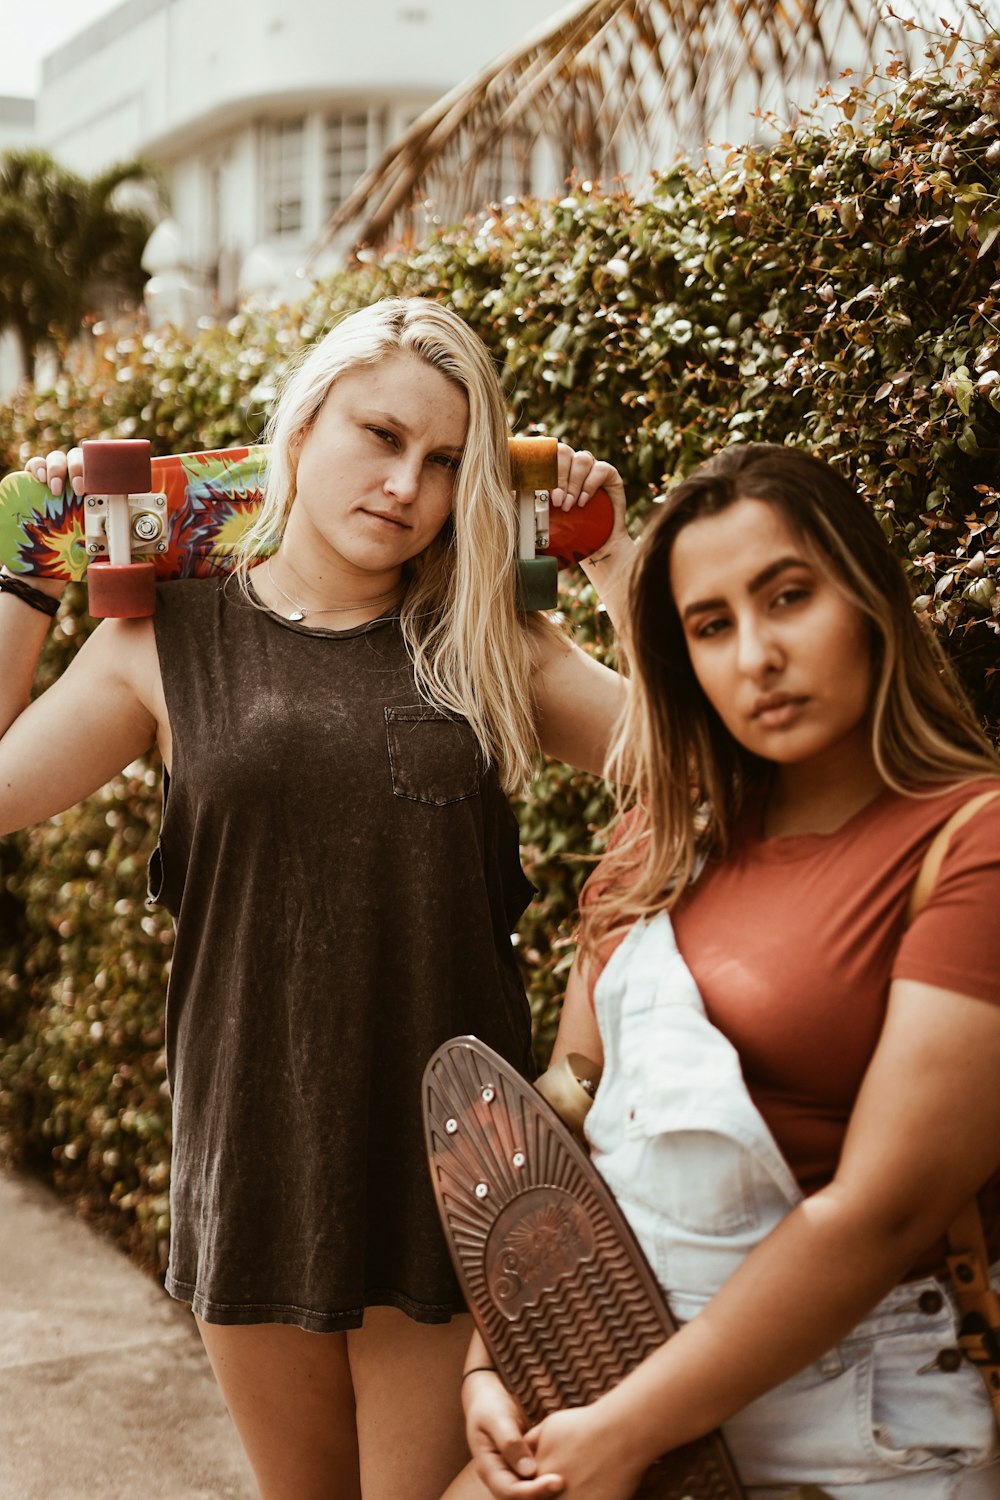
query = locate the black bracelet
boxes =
[0,571,60,618]
[461,1365,498,1383]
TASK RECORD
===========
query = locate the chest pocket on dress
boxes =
[385,705,481,806]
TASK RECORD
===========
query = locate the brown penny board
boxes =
[422,1035,745,1500]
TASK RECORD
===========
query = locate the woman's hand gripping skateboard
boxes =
[461,1354,650,1500]
[551,444,633,629]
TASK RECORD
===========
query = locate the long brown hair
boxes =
[583,443,999,954]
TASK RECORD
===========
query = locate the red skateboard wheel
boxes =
[82,440,152,495]
[547,487,615,568]
[86,559,157,618]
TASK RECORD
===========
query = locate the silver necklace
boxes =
[265,560,400,622]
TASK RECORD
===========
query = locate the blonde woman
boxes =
[0,298,633,1500]
[456,443,1000,1500]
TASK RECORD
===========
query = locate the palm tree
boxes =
[0,150,162,383]
[307,0,988,261]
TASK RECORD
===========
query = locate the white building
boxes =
[0,95,35,153]
[8,0,932,390]
[34,0,569,314]
[0,97,38,391]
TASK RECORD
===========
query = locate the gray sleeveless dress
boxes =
[149,577,534,1330]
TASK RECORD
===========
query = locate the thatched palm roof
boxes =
[306,0,980,262]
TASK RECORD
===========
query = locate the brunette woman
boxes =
[456,443,1000,1500]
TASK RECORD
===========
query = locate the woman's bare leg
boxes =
[348,1306,473,1500]
[196,1317,362,1500]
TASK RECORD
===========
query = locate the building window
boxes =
[263,117,305,237]
[324,109,384,217]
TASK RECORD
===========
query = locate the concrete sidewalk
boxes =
[0,1163,257,1499]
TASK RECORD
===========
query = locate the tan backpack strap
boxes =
[906,789,1000,926]
[905,788,1000,1427]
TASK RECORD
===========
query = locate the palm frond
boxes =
[305,0,986,264]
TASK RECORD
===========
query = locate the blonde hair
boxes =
[233,297,538,792]
[583,443,1000,954]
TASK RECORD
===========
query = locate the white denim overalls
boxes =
[586,914,1000,1499]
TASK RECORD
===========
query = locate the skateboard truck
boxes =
[82,440,163,618]
[509,435,615,610]
[509,435,559,612]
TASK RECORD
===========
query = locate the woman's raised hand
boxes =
[553,443,628,543]
[24,448,85,500]
[549,443,635,632]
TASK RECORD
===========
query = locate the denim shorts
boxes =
[722,1268,1000,1496]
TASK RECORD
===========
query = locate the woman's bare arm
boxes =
[0,578,65,736]
[549,953,605,1068]
[1,446,166,833]
[0,612,161,835]
[529,614,627,774]
[528,447,634,772]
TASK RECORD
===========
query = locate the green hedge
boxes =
[2,32,998,1270]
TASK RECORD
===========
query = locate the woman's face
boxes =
[668,497,874,771]
[288,351,469,584]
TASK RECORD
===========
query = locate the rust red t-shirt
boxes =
[583,780,1000,1272]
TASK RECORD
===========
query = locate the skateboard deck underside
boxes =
[0,445,611,583]
[0,447,267,583]
[423,1037,746,1500]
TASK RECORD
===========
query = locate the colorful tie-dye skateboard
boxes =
[0,437,613,617]
[422,1036,746,1500]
